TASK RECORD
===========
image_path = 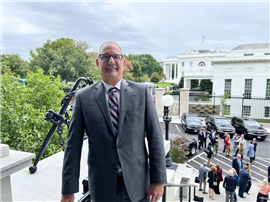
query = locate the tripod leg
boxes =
[29,124,58,174]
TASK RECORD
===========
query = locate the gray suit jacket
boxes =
[198,165,208,180]
[62,80,167,202]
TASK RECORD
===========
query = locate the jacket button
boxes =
[114,165,117,170]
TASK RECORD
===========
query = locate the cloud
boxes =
[1,1,269,61]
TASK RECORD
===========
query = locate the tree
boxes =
[140,74,149,82]
[200,80,213,91]
[125,73,135,81]
[123,59,133,79]
[29,38,96,82]
[219,93,230,116]
[191,80,199,89]
[125,53,163,77]
[131,60,142,78]
[1,68,66,158]
[1,53,29,77]
[150,72,160,82]
[160,72,166,80]
[178,72,184,88]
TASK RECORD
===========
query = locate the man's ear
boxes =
[122,58,126,69]
[95,58,100,70]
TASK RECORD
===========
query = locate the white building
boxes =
[161,43,270,119]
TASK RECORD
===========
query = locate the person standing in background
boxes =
[238,143,245,159]
[256,179,270,202]
[198,129,203,150]
[223,170,236,202]
[232,154,243,176]
[268,165,270,185]
[253,138,257,161]
[234,134,246,157]
[238,165,251,198]
[198,162,208,194]
[214,134,219,157]
[222,133,227,153]
[245,162,254,195]
[231,168,239,202]
[208,166,219,200]
[247,141,255,164]
[225,133,231,157]
[202,128,208,148]
[232,133,239,151]
[215,164,223,194]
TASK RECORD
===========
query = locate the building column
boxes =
[180,88,190,116]
[174,64,176,80]
[155,88,165,115]
[184,79,191,89]
[169,63,172,80]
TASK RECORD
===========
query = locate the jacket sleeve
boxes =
[145,87,167,184]
[61,93,85,195]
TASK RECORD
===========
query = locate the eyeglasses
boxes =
[98,54,123,62]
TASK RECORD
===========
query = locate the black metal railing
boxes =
[162,183,198,202]
[260,197,270,202]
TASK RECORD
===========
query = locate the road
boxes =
[160,122,270,182]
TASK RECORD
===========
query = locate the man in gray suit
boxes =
[61,41,167,202]
[198,162,208,194]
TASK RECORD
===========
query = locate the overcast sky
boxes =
[1,0,269,62]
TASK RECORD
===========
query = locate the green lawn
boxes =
[155,82,176,88]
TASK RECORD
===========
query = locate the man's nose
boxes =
[108,56,115,64]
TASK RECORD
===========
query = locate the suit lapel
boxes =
[117,80,130,139]
[94,81,115,137]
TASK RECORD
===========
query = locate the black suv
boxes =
[205,115,235,138]
[181,113,204,133]
[231,116,267,140]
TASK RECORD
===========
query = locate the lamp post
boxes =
[161,95,177,170]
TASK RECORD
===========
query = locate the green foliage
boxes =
[199,80,213,91]
[130,60,142,78]
[193,104,197,108]
[1,53,30,77]
[29,38,96,82]
[196,107,201,111]
[178,72,184,88]
[156,82,174,88]
[194,97,200,101]
[219,93,230,116]
[150,72,160,82]
[140,74,149,82]
[200,109,205,113]
[1,69,66,159]
[160,72,166,80]
[171,90,180,95]
[125,53,163,77]
[125,73,135,81]
[170,136,189,163]
[191,80,199,89]
[208,109,213,113]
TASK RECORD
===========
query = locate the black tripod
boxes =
[29,77,93,174]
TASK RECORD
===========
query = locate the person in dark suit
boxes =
[198,162,208,194]
[61,41,167,202]
[238,165,251,198]
[232,154,243,176]
[209,129,216,146]
[202,128,208,148]
[223,170,237,202]
[268,165,270,184]
[198,129,203,150]
[253,138,257,161]
[208,166,219,200]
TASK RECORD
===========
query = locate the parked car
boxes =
[205,115,235,138]
[181,113,204,133]
[231,116,267,140]
[185,137,198,156]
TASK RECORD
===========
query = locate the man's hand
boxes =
[147,184,164,202]
[61,194,74,202]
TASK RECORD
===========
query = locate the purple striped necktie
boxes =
[109,87,119,135]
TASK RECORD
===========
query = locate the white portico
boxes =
[162,48,225,88]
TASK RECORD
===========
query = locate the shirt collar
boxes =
[102,79,122,93]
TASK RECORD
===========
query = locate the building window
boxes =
[244,53,254,56]
[224,79,232,97]
[198,62,205,66]
[244,79,252,98]
[265,107,270,117]
[243,106,251,116]
[266,79,270,99]
[265,53,270,55]
[190,62,193,67]
[182,62,184,67]
[223,105,231,116]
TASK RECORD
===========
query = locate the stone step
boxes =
[0,144,9,158]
